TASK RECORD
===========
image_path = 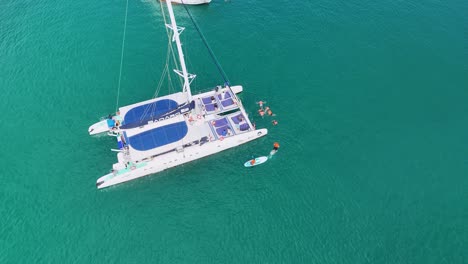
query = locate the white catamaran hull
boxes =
[88,120,109,135]
[97,128,267,188]
[161,0,211,5]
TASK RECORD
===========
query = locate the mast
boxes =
[165,0,193,102]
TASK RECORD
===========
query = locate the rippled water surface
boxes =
[1,0,467,262]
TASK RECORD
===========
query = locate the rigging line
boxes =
[154,63,168,98]
[169,32,183,90]
[156,35,174,98]
[166,56,175,94]
[180,1,230,86]
[139,2,178,122]
[160,0,184,90]
[140,49,169,121]
[139,22,176,122]
[115,0,130,112]
[139,65,168,122]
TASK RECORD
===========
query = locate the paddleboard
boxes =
[244,156,268,167]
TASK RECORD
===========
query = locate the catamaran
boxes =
[89,0,267,189]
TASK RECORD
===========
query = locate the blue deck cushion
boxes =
[216,126,229,136]
[107,119,116,128]
[213,118,228,127]
[221,98,234,107]
[205,103,216,112]
[117,134,127,149]
[240,123,250,131]
[218,91,232,100]
[123,99,178,126]
[202,97,212,104]
[231,114,244,124]
[127,121,188,151]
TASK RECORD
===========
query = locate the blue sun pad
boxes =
[221,98,234,107]
[123,99,178,126]
[231,114,244,124]
[127,121,188,151]
[213,118,228,127]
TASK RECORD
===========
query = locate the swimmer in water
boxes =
[272,120,278,126]
[256,100,266,109]
[269,142,280,157]
[258,109,265,117]
[273,142,280,151]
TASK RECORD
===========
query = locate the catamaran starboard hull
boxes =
[96,128,267,189]
[160,0,211,5]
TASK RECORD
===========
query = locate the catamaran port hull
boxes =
[160,0,211,5]
[96,128,267,189]
[88,120,110,135]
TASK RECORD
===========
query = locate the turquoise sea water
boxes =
[1,0,467,262]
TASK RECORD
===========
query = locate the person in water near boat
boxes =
[273,142,280,151]
[256,100,266,109]
[265,106,273,116]
[258,109,265,117]
[272,120,278,126]
[269,142,280,157]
